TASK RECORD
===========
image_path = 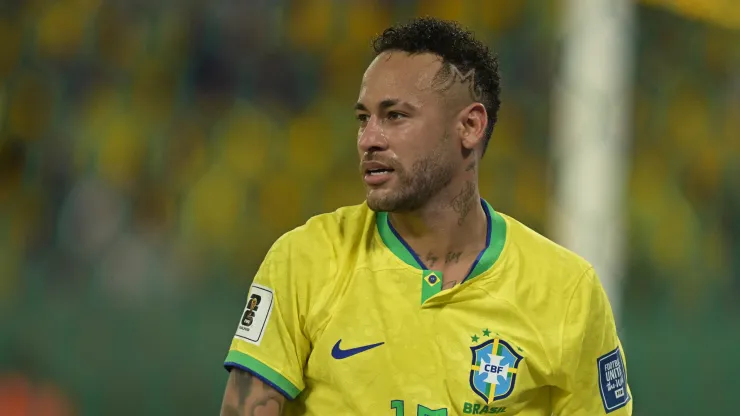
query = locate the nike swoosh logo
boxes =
[331,339,385,359]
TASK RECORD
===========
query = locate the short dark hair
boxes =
[372,17,501,153]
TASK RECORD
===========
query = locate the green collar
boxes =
[376,199,507,284]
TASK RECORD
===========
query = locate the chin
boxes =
[365,195,388,212]
[366,191,421,213]
[366,190,396,212]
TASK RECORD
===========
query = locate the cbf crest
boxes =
[469,330,524,405]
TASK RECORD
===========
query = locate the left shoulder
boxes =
[498,212,594,292]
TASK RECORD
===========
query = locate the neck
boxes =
[388,178,487,268]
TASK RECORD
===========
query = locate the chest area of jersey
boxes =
[306,270,547,415]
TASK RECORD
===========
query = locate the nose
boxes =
[357,116,389,154]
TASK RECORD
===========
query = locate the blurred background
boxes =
[0,0,738,414]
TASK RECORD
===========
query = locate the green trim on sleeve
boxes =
[224,350,302,399]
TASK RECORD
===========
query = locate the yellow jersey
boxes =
[224,200,633,415]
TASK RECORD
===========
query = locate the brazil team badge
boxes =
[469,330,524,405]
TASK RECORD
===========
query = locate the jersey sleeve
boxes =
[551,268,633,415]
[223,238,315,400]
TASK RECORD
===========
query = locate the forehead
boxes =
[358,52,444,105]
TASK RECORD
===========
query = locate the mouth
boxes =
[363,168,395,186]
[365,168,395,176]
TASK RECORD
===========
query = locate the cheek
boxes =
[395,122,430,151]
[405,123,448,160]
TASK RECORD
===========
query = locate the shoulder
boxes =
[499,212,593,293]
[258,203,372,331]
[495,213,610,365]
[266,202,373,266]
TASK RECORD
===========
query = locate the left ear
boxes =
[457,102,488,151]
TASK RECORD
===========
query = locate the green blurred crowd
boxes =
[0,1,738,414]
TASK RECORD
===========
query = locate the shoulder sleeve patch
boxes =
[234,284,274,346]
[597,346,630,413]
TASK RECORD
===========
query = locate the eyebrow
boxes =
[354,99,411,112]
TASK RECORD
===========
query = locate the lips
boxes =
[362,161,395,186]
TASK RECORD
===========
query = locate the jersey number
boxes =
[391,400,447,416]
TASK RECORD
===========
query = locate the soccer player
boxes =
[221,17,633,416]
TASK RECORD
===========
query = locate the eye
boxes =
[387,111,405,121]
[356,113,369,123]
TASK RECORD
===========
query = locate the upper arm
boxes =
[221,367,287,416]
[224,226,338,404]
[551,268,633,415]
[223,241,311,399]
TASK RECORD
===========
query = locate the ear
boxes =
[458,102,488,151]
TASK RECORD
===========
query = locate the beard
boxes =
[365,145,455,213]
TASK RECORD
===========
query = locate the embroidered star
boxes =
[482,328,491,336]
[471,334,479,342]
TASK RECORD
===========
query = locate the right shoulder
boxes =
[255,203,372,334]
[266,202,373,264]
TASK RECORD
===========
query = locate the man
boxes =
[221,17,633,416]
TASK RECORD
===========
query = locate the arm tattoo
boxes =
[222,406,241,416]
[222,369,286,416]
